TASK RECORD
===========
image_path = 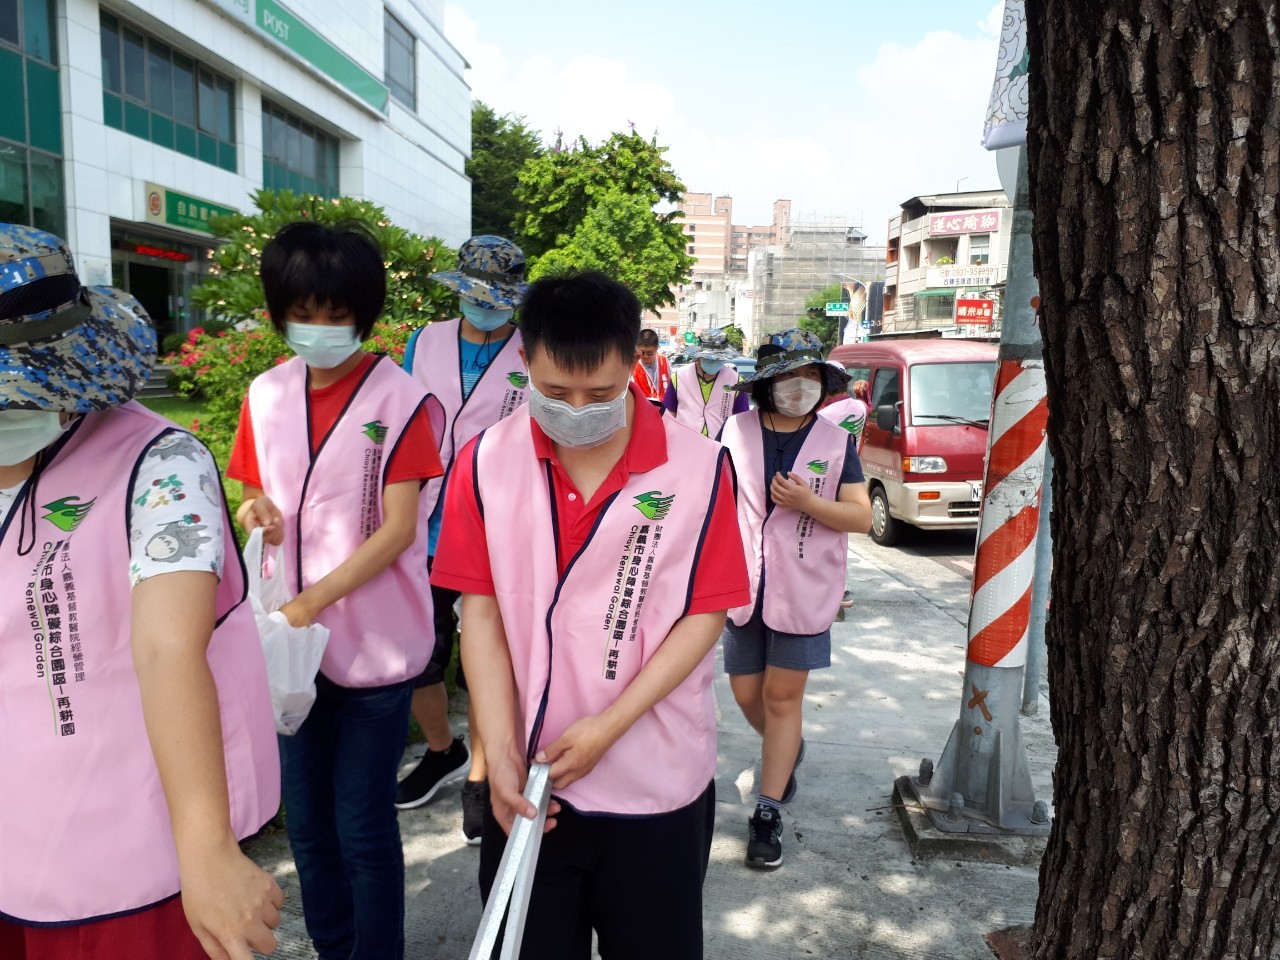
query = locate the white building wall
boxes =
[56,0,469,285]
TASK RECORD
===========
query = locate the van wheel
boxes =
[869,486,902,546]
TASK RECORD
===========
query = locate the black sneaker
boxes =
[746,807,783,868]
[395,737,469,810]
[780,738,806,804]
[461,780,488,846]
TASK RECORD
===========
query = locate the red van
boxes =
[829,339,997,545]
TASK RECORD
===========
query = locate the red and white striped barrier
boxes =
[967,358,1049,669]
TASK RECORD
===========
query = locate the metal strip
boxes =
[469,762,552,960]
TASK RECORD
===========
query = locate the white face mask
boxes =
[772,377,823,417]
[460,300,515,333]
[528,384,628,449]
[0,409,66,467]
[285,322,362,369]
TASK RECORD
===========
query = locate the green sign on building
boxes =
[683,331,697,344]
[144,183,237,235]
[202,0,389,113]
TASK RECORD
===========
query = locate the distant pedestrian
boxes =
[720,329,872,869]
[663,327,749,438]
[631,328,670,404]
[433,271,749,958]
[396,236,530,844]
[227,220,443,960]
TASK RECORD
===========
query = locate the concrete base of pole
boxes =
[893,777,1048,865]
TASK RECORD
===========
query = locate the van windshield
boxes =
[910,362,996,427]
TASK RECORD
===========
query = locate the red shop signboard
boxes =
[955,297,994,325]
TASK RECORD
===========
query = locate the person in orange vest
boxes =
[631,328,670,404]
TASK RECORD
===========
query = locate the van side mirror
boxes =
[876,403,898,433]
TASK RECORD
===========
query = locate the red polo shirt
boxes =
[432,384,749,616]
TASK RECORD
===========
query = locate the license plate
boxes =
[970,482,984,502]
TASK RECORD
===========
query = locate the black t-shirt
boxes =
[760,418,864,510]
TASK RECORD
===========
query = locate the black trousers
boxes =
[478,781,716,960]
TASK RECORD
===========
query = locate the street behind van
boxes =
[829,339,997,545]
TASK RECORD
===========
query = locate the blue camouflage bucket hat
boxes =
[429,235,529,310]
[732,328,851,393]
[0,224,157,412]
[694,327,740,363]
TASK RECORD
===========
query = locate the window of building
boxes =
[384,10,416,110]
[687,244,696,254]
[262,101,340,198]
[100,13,236,172]
[969,233,991,265]
[913,292,955,322]
[0,0,63,236]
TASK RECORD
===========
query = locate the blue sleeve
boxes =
[732,390,750,415]
[662,378,678,414]
[840,435,865,485]
[403,326,422,372]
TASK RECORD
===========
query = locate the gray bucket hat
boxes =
[429,235,529,310]
[0,224,156,412]
[694,327,740,363]
[732,328,851,393]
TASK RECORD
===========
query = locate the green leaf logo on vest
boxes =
[42,496,97,533]
[838,415,862,433]
[507,372,530,388]
[634,491,675,521]
[807,459,830,475]
[362,420,388,444]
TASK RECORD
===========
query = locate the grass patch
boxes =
[138,395,211,431]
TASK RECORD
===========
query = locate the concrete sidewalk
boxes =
[249,535,1057,959]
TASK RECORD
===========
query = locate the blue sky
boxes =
[444,1,1006,243]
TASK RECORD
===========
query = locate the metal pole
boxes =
[897,146,1050,835]
[1021,449,1053,715]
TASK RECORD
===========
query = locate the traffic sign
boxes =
[825,302,849,315]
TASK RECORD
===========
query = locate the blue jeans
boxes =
[280,674,414,960]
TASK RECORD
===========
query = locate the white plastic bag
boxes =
[243,528,330,735]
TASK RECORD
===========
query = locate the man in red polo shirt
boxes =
[631,328,670,403]
[432,271,748,959]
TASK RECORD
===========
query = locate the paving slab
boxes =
[249,533,1056,959]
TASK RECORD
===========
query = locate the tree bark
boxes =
[1027,1,1280,957]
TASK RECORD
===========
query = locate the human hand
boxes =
[769,471,816,512]
[240,496,284,547]
[536,714,620,791]
[180,843,283,959]
[488,748,560,836]
[279,591,318,628]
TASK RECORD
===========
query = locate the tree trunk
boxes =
[1027,1,1280,957]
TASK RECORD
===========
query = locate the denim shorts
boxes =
[722,598,832,675]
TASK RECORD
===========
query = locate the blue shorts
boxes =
[721,598,832,675]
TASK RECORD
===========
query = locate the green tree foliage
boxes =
[799,283,844,351]
[513,130,694,310]
[530,187,694,313]
[468,101,544,238]
[191,189,457,328]
[723,325,745,351]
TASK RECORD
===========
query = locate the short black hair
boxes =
[520,271,640,372]
[637,328,659,348]
[261,220,386,340]
[750,379,778,413]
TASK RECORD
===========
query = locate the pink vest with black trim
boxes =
[407,318,527,520]
[249,355,434,687]
[475,407,725,815]
[721,411,849,634]
[0,403,278,925]
[673,364,740,438]
[819,396,868,450]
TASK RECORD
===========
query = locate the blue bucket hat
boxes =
[732,328,851,392]
[694,327,740,363]
[429,235,529,310]
[0,224,157,412]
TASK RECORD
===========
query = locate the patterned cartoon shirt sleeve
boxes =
[128,431,227,587]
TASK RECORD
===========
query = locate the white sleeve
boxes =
[128,431,227,588]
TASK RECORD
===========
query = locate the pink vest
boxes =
[249,356,434,687]
[820,397,868,449]
[407,319,527,519]
[721,412,849,634]
[0,403,278,925]
[673,364,740,437]
[475,408,725,815]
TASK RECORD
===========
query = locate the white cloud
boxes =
[980,1,1006,36]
